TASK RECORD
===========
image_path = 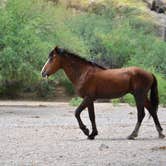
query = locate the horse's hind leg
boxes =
[128,94,145,140]
[145,97,165,139]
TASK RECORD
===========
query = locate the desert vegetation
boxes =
[0,0,165,105]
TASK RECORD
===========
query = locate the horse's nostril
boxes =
[42,71,47,78]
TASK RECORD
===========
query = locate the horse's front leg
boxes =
[75,97,90,136]
[87,101,98,140]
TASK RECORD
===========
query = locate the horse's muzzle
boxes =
[41,71,48,78]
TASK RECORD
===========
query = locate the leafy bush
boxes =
[36,80,56,98]
[70,97,83,106]
[0,0,166,104]
[155,73,166,106]
[0,0,87,97]
[60,79,75,95]
[123,94,135,106]
[0,0,53,83]
[66,10,114,65]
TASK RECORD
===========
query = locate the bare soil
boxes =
[0,101,166,166]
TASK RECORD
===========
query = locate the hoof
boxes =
[83,128,89,136]
[159,133,165,139]
[127,135,137,140]
[127,132,138,140]
[88,131,98,140]
[127,136,135,140]
[88,135,95,140]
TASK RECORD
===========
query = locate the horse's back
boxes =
[92,67,153,98]
[91,67,132,98]
[77,66,154,98]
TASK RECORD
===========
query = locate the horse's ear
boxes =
[54,46,58,51]
[54,46,63,55]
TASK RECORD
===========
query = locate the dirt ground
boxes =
[0,101,165,166]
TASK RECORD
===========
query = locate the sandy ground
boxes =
[0,101,166,166]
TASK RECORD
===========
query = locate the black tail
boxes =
[150,74,159,113]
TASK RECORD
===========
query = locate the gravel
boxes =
[0,102,165,166]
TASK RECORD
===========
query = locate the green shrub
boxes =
[123,94,135,106]
[0,0,87,96]
[155,73,166,106]
[111,98,121,106]
[60,79,75,95]
[0,0,54,84]
[36,80,56,98]
[0,80,22,98]
[69,97,83,106]
[0,0,166,104]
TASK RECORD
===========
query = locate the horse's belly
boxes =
[96,90,128,99]
[95,80,130,99]
[95,88,127,99]
[76,70,131,99]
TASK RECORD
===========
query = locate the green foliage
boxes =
[0,0,87,97]
[128,36,166,76]
[36,80,56,98]
[66,10,114,63]
[155,73,166,106]
[111,95,135,106]
[111,98,121,106]
[0,0,166,104]
[98,19,166,73]
[0,0,53,84]
[123,94,135,106]
[60,79,75,95]
[0,80,21,98]
[69,97,83,106]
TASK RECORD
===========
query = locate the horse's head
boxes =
[41,46,63,78]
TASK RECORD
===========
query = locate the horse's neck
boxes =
[61,57,89,85]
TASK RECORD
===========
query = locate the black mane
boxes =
[49,50,54,58]
[56,47,106,70]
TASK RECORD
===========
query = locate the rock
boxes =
[99,144,109,151]
[143,0,166,13]
[151,0,166,13]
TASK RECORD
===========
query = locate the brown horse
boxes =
[41,46,165,140]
